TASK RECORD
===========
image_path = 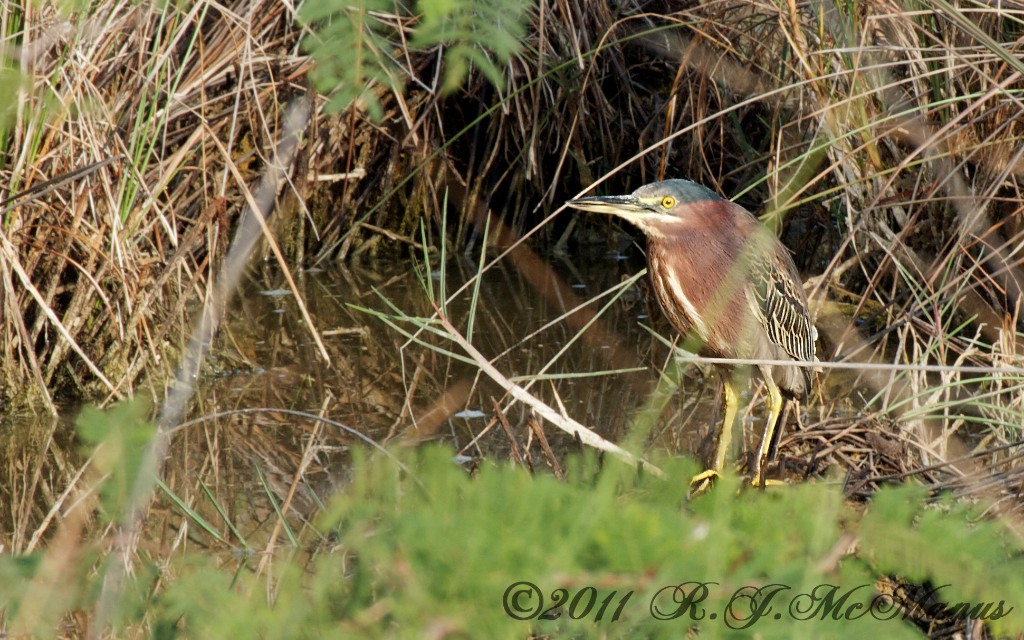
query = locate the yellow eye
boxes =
[661,196,676,209]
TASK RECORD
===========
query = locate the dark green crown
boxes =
[632,179,724,205]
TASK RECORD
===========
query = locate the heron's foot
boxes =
[689,469,720,495]
[749,475,787,488]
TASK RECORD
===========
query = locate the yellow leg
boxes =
[714,378,740,472]
[752,376,784,487]
[690,377,740,492]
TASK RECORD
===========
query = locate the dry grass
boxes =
[2,0,306,406]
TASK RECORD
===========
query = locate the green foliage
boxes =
[300,0,532,118]
[301,0,397,120]
[410,0,532,92]
[0,552,43,620]
[859,485,1024,635]
[148,449,1013,638]
[0,64,23,165]
[300,450,897,638]
[76,400,157,521]
[0,401,158,635]
[4,410,1024,637]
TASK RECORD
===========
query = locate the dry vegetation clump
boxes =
[2,0,306,406]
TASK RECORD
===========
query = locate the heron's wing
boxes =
[749,248,817,366]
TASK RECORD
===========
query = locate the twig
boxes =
[491,396,526,467]
[528,414,565,480]
[436,307,664,477]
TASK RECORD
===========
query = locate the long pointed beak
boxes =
[565,194,649,215]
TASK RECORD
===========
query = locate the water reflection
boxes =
[177,248,728,515]
[1,248,734,546]
[201,248,718,455]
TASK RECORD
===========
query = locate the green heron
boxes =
[566,179,816,487]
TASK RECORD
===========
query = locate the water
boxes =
[198,249,717,455]
[0,247,744,543]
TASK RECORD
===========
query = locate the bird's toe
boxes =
[749,476,787,488]
[689,469,720,495]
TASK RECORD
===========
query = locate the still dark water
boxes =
[184,241,810,515]
[199,245,722,459]
[1,243,788,545]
